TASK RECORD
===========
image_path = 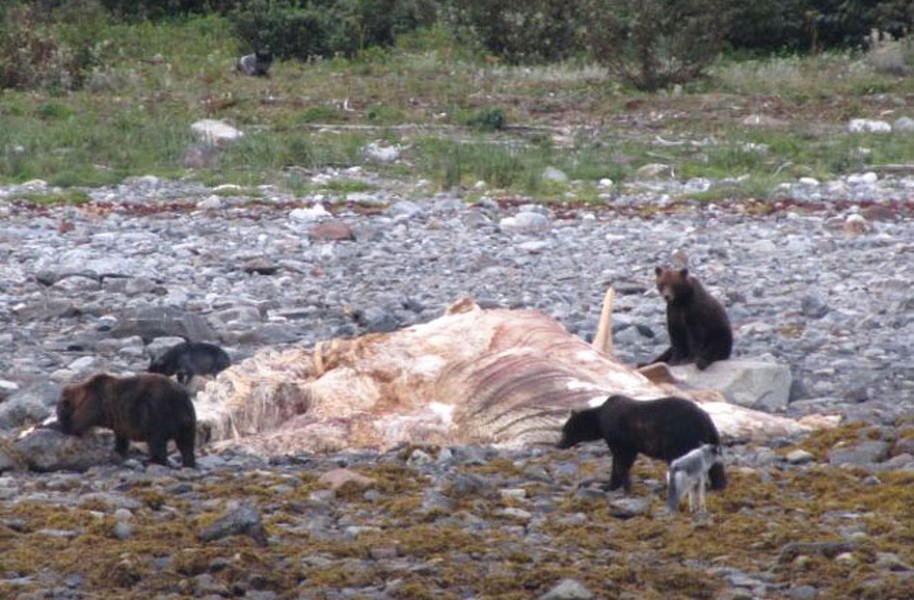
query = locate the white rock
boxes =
[685,177,712,193]
[798,177,820,187]
[499,211,550,233]
[597,178,614,188]
[541,166,569,183]
[539,578,594,600]
[893,117,914,133]
[289,204,330,223]
[741,114,788,128]
[848,119,891,134]
[635,163,673,179]
[670,358,792,412]
[196,195,224,210]
[387,200,423,218]
[66,356,105,375]
[0,380,19,399]
[846,172,877,185]
[786,449,816,465]
[518,240,552,253]
[363,141,400,162]
[844,214,869,235]
[190,119,244,145]
[20,179,48,189]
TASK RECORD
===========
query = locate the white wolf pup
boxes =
[667,443,723,513]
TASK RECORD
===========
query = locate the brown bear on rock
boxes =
[56,373,197,468]
[642,267,732,370]
[557,394,727,493]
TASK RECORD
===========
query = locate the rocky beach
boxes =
[1,169,913,599]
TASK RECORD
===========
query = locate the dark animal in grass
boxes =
[557,394,727,493]
[641,267,732,371]
[56,373,196,468]
[148,341,231,385]
[235,50,273,77]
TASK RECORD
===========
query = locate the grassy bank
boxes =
[2,16,914,201]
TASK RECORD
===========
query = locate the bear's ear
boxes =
[654,266,663,276]
[679,268,689,278]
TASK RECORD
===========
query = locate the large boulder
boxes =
[110,306,218,343]
[191,119,244,145]
[670,358,792,412]
[0,381,60,431]
[6,428,118,473]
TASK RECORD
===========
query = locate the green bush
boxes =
[726,0,909,55]
[438,0,585,64]
[870,0,913,39]
[99,0,236,21]
[228,0,435,60]
[461,107,507,132]
[584,0,731,91]
[0,3,109,91]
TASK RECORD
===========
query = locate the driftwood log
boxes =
[195,293,834,456]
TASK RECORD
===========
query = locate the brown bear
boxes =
[557,394,727,493]
[642,267,732,370]
[56,373,197,468]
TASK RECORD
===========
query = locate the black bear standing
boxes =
[642,267,732,370]
[557,394,727,492]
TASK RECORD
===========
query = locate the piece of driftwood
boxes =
[195,294,829,456]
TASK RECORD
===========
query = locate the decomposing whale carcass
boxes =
[195,293,825,456]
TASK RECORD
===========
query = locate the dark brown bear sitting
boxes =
[557,394,726,493]
[56,373,197,468]
[642,266,733,371]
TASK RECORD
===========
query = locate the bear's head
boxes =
[56,374,113,435]
[556,409,602,449]
[655,267,693,304]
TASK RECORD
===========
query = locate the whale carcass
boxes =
[194,294,824,456]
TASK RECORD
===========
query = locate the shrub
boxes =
[228,0,435,60]
[584,0,731,91]
[99,0,235,21]
[438,0,585,64]
[0,3,108,92]
[461,107,507,132]
[870,0,914,39]
[726,0,907,55]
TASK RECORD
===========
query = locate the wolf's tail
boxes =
[709,462,727,491]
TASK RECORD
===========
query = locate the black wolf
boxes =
[148,341,231,385]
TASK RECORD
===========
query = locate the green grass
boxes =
[319,180,377,194]
[10,189,91,205]
[1,15,914,202]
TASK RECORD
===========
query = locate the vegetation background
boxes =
[0,0,912,202]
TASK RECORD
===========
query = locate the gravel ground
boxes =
[1,169,913,598]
